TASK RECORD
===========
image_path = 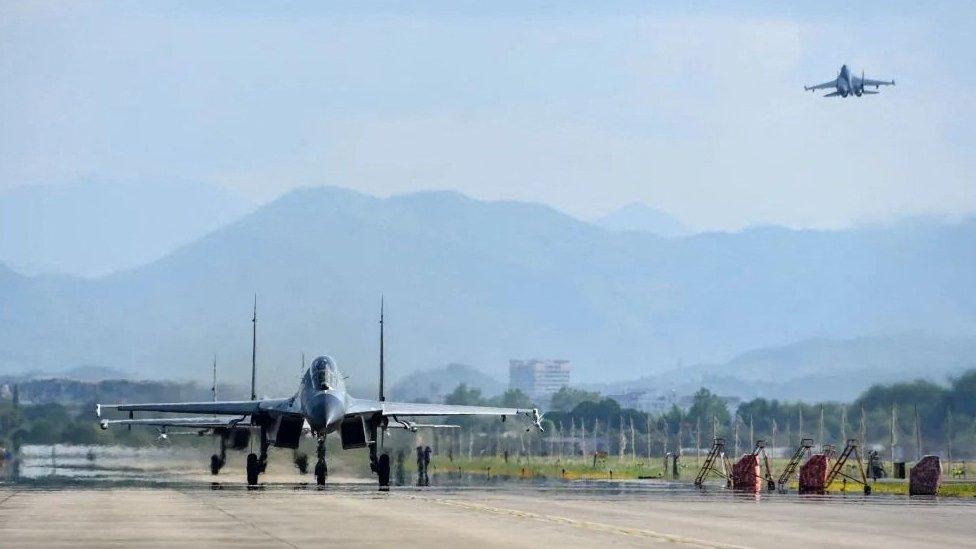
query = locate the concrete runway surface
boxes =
[1,480,974,548]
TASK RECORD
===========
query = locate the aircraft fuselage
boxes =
[298,355,349,434]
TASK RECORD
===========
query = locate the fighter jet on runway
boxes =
[97,301,543,488]
[805,65,895,97]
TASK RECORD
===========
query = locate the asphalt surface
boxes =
[1,477,974,548]
[2,446,973,548]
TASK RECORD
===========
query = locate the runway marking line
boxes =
[179,489,299,549]
[399,494,752,549]
[0,490,19,508]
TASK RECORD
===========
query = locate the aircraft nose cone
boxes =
[311,393,345,430]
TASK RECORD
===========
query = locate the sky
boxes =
[2,1,975,231]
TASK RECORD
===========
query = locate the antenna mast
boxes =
[379,296,385,402]
[251,294,257,401]
[212,355,218,402]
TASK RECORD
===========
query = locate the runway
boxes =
[1,479,973,548]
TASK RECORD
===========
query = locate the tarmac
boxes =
[2,478,975,548]
[1,446,974,548]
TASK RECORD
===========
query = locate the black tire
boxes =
[295,454,309,475]
[378,453,391,487]
[315,460,327,486]
[210,454,221,475]
[246,453,259,486]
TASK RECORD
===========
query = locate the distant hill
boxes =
[0,377,245,406]
[61,365,131,382]
[589,334,976,402]
[389,363,506,402]
[0,180,254,276]
[594,202,690,237]
[1,186,974,395]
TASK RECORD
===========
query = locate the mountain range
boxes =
[588,333,976,402]
[0,180,254,276]
[593,202,690,237]
[1,185,974,396]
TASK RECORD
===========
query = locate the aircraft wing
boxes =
[859,77,894,88]
[98,416,253,430]
[804,79,836,91]
[97,398,293,417]
[347,398,544,429]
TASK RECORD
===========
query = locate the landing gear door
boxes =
[340,416,369,449]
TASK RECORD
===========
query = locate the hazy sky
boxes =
[2,1,974,230]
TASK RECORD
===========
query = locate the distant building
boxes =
[606,390,678,414]
[606,390,649,411]
[509,359,570,402]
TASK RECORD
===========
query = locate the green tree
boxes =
[24,419,58,443]
[491,388,533,408]
[0,401,24,447]
[444,383,485,406]
[550,387,600,412]
[948,371,976,416]
[686,388,730,431]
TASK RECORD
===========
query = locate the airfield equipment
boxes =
[777,438,814,491]
[731,440,776,491]
[824,439,871,495]
[694,438,734,488]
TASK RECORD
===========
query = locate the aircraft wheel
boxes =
[210,454,222,475]
[295,453,309,475]
[315,460,327,486]
[246,453,260,486]
[378,454,391,488]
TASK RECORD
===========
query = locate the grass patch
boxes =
[432,455,976,497]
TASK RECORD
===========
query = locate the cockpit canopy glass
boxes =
[311,356,337,391]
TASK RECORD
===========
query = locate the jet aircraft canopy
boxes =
[311,356,339,391]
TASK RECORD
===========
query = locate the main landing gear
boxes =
[246,427,271,486]
[377,453,390,488]
[210,435,227,475]
[315,436,328,486]
[368,426,391,490]
[246,453,260,485]
[294,452,309,475]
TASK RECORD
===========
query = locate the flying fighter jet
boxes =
[96,301,543,488]
[804,65,895,97]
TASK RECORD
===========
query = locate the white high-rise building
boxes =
[509,359,570,401]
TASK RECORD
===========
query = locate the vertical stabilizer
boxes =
[379,296,386,402]
[251,295,257,401]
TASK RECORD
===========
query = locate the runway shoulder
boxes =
[0,486,972,548]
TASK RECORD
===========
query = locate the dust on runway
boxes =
[1,479,973,548]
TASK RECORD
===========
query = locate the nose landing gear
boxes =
[315,436,328,486]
